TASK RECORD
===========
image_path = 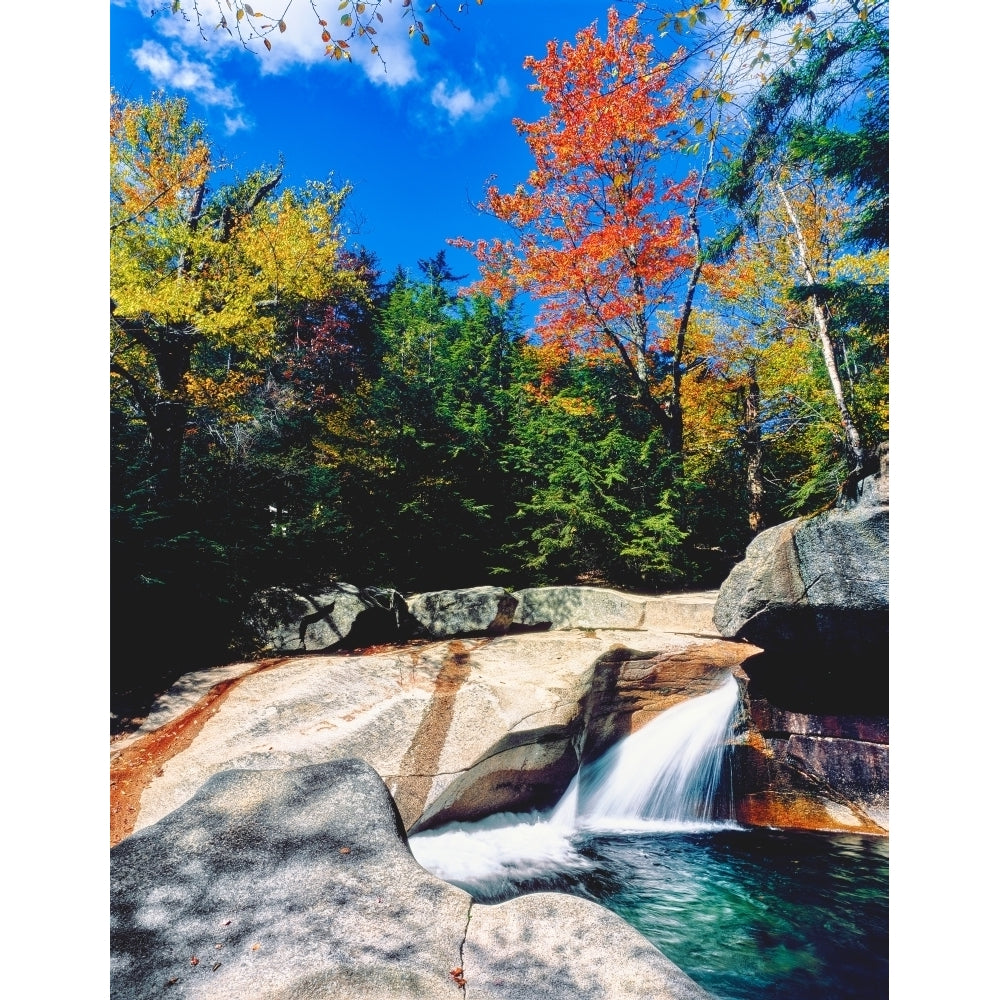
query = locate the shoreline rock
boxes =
[111,758,716,1000]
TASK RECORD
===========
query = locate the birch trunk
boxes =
[775,181,866,476]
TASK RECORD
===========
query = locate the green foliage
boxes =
[499,351,692,586]
[312,259,521,589]
[619,493,689,587]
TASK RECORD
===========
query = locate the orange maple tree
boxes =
[451,9,708,454]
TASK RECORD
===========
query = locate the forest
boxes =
[111,1,888,708]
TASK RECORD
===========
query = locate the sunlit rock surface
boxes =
[118,628,730,838]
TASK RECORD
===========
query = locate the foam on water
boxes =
[410,673,742,891]
[408,809,593,893]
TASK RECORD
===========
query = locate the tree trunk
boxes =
[775,181,866,476]
[149,400,188,502]
[148,325,197,502]
[741,366,764,534]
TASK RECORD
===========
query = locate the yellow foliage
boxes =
[110,91,366,428]
[184,372,263,417]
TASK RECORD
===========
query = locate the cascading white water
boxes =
[409,672,742,891]
[571,671,740,830]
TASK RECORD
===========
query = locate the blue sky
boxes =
[110,0,657,285]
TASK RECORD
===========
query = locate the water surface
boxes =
[413,824,888,1000]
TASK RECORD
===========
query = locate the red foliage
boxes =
[451,9,698,372]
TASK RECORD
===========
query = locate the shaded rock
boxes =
[713,443,888,664]
[261,583,415,652]
[111,758,470,1000]
[786,734,888,828]
[408,586,518,639]
[112,758,714,1000]
[409,724,582,834]
[734,698,889,832]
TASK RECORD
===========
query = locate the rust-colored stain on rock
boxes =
[736,792,885,835]
[109,658,293,848]
[392,639,483,828]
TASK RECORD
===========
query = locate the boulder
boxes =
[407,586,517,639]
[713,442,888,664]
[260,584,414,652]
[257,584,720,652]
[464,891,715,1000]
[111,758,714,1000]
[513,586,719,634]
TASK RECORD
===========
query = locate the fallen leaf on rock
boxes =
[212,962,222,972]
[215,943,223,949]
[251,943,261,951]
[339,847,351,854]
[165,978,178,986]
[190,957,199,966]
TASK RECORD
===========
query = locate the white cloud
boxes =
[131,39,238,108]
[431,76,510,123]
[356,28,420,88]
[145,0,419,86]
[223,112,253,136]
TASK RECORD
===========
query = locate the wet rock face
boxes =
[728,696,889,834]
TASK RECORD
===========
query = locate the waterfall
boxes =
[410,672,741,893]
[569,671,740,830]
